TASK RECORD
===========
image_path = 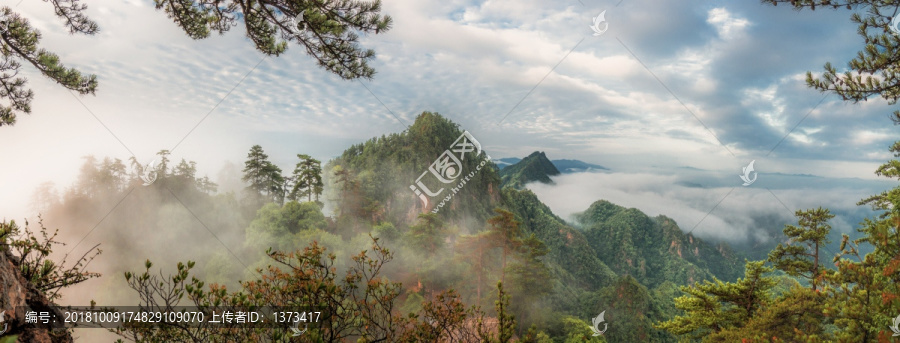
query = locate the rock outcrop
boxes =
[0,248,73,342]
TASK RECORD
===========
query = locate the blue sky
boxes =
[1,0,898,245]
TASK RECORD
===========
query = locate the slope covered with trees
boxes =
[14,110,900,342]
[500,151,561,189]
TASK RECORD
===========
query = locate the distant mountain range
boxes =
[495,156,609,173]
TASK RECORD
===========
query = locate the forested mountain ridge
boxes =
[327,111,740,290]
[320,112,753,341]
[12,111,751,342]
[324,111,503,232]
[576,200,743,288]
[499,151,560,189]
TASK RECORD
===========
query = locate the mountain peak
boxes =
[499,151,560,189]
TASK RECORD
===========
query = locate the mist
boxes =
[527,170,886,247]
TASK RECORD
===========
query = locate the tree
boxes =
[818,141,900,341]
[655,261,776,341]
[397,289,485,343]
[0,4,98,126]
[455,231,494,302]
[117,237,405,343]
[477,282,516,343]
[506,234,553,331]
[263,161,285,204]
[0,0,392,126]
[154,0,392,80]
[768,207,834,291]
[0,219,101,302]
[487,208,522,284]
[406,212,448,256]
[763,0,900,122]
[289,154,323,202]
[242,145,283,203]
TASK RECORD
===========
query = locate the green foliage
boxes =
[325,111,502,227]
[593,275,673,342]
[372,221,400,242]
[245,201,327,252]
[502,188,616,291]
[0,219,101,302]
[477,282,516,343]
[242,145,285,204]
[152,0,392,80]
[655,261,776,341]
[557,316,604,343]
[0,5,98,126]
[406,212,448,256]
[288,154,324,202]
[714,285,828,342]
[579,200,742,288]
[763,0,900,122]
[820,140,900,341]
[521,325,554,343]
[768,207,834,290]
[118,237,404,342]
[499,151,560,189]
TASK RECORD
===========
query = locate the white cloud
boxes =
[707,8,750,40]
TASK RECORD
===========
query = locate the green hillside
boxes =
[577,200,743,287]
[500,151,561,189]
[48,112,757,341]
[324,111,503,231]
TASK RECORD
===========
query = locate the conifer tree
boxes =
[768,207,834,291]
[0,4,98,126]
[655,261,775,340]
[0,0,392,126]
[242,145,283,203]
[487,208,522,284]
[763,0,900,123]
[289,154,323,202]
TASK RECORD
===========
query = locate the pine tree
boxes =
[822,141,900,341]
[763,0,900,123]
[487,208,522,284]
[242,145,270,199]
[242,144,284,203]
[0,5,98,126]
[456,231,494,302]
[289,154,323,202]
[655,261,775,340]
[477,282,516,343]
[768,207,834,291]
[406,212,447,257]
[154,0,392,80]
[0,0,392,126]
[264,161,285,205]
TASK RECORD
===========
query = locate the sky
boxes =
[1,0,898,245]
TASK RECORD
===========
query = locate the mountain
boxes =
[324,112,742,342]
[496,157,608,173]
[325,111,503,229]
[499,151,560,189]
[576,200,743,287]
[551,159,609,173]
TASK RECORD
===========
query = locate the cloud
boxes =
[0,0,897,222]
[527,171,885,245]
